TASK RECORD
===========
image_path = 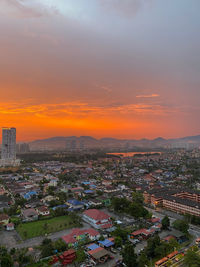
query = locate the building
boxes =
[163,196,200,217]
[36,206,50,216]
[0,127,20,166]
[143,188,200,217]
[62,228,100,246]
[22,208,38,222]
[16,143,30,153]
[83,209,112,229]
[66,199,85,211]
[49,249,76,266]
[6,223,14,231]
[0,213,9,225]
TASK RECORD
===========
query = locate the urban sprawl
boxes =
[0,128,200,266]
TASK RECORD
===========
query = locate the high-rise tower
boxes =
[1,127,16,160]
[1,127,20,166]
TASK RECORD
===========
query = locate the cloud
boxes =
[98,0,152,17]
[95,84,112,93]
[136,94,160,98]
[0,101,178,119]
[0,0,58,18]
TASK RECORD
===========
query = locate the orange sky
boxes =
[0,0,200,141]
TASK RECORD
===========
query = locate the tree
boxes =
[75,249,86,263]
[112,226,128,242]
[121,243,138,267]
[173,219,189,234]
[128,202,149,218]
[111,197,131,213]
[41,243,54,258]
[114,236,123,248]
[168,238,180,251]
[0,256,13,267]
[138,252,149,267]
[47,186,55,196]
[184,248,200,266]
[54,239,67,252]
[161,216,170,230]
[99,235,105,241]
[42,238,52,246]
[145,234,161,258]
[56,192,68,203]
[132,191,144,205]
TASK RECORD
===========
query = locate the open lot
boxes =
[17,215,81,240]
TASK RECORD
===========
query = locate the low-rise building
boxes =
[83,209,112,229]
[22,208,38,222]
[0,213,9,225]
[36,206,50,216]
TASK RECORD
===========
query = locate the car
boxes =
[111,248,118,254]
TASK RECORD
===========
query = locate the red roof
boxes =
[62,235,76,244]
[86,228,100,236]
[131,228,149,236]
[84,209,110,221]
[151,218,160,223]
[101,223,113,229]
[167,251,178,259]
[37,206,49,212]
[155,257,168,265]
[148,228,156,234]
[7,223,14,227]
[88,247,104,255]
[62,249,76,257]
[0,214,9,221]
[62,228,100,244]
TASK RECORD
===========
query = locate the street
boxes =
[0,222,91,249]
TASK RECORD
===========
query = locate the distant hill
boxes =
[28,134,200,151]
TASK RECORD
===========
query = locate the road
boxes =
[0,222,91,249]
[146,207,200,241]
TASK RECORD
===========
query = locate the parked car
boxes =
[111,248,118,254]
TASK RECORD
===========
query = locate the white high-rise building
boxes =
[0,127,20,167]
[2,127,16,160]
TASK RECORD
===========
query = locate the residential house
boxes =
[0,214,9,225]
[22,208,38,222]
[66,199,84,211]
[62,228,100,247]
[37,206,50,216]
[6,223,14,231]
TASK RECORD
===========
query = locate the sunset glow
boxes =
[0,0,200,141]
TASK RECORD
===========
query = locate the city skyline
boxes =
[0,0,200,141]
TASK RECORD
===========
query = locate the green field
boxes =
[17,215,80,240]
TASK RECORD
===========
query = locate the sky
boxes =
[0,0,200,141]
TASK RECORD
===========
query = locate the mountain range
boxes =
[28,135,200,151]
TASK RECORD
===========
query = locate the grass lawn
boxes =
[17,215,80,240]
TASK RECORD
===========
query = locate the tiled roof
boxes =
[131,228,149,236]
[0,214,9,221]
[83,209,110,221]
[62,228,100,244]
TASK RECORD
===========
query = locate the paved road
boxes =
[0,222,91,249]
[146,207,200,244]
